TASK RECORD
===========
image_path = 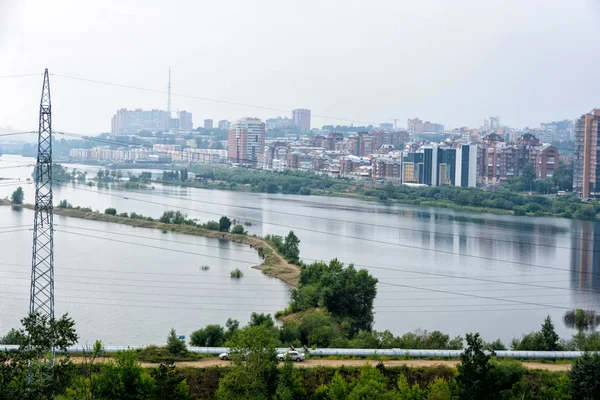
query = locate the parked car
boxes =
[277,350,305,362]
[219,352,230,360]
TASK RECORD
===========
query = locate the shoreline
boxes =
[49,160,597,220]
[2,200,301,287]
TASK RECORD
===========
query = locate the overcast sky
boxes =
[1,0,599,134]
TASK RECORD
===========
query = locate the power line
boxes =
[0,131,36,137]
[50,74,378,126]
[51,227,583,293]
[0,282,584,301]
[0,292,567,314]
[53,180,600,278]
[0,74,42,79]
[44,228,582,310]
[41,224,569,281]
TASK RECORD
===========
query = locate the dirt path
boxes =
[70,358,571,371]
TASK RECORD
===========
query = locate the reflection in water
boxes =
[571,221,600,291]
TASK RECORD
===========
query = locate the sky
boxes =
[0,0,599,134]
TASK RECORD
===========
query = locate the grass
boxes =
[135,346,207,363]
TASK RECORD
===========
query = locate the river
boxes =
[1,154,599,346]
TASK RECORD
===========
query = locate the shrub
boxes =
[231,224,246,234]
[104,207,117,216]
[230,269,244,279]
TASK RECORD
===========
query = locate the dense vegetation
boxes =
[187,165,599,220]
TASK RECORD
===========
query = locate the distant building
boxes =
[218,120,230,131]
[204,119,214,129]
[292,109,311,131]
[371,130,409,150]
[574,109,600,198]
[111,108,172,135]
[110,108,192,134]
[266,116,293,130]
[179,111,193,131]
[407,118,444,134]
[228,118,266,167]
[379,122,394,131]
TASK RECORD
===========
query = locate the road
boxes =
[73,358,570,371]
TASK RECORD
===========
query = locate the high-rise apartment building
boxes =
[455,144,478,188]
[218,120,230,131]
[111,108,192,134]
[228,118,266,167]
[407,118,444,134]
[292,109,311,131]
[574,109,600,198]
[179,111,193,131]
[204,119,214,129]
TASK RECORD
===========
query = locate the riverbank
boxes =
[3,201,301,286]
[60,160,599,220]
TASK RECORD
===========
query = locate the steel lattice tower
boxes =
[30,69,54,320]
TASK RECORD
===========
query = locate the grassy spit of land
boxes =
[3,201,300,286]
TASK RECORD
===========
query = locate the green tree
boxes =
[274,359,305,400]
[0,313,78,399]
[225,318,240,340]
[104,207,117,216]
[282,231,300,264]
[166,328,187,355]
[564,309,600,332]
[0,328,21,345]
[216,325,279,400]
[219,216,232,232]
[456,333,492,400]
[10,186,24,205]
[397,375,426,400]
[150,362,191,400]
[347,365,392,400]
[326,371,349,400]
[96,350,155,399]
[426,377,453,400]
[575,204,597,220]
[190,324,226,347]
[521,162,536,190]
[541,315,560,351]
[570,352,600,399]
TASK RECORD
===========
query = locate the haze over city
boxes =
[1,0,600,133]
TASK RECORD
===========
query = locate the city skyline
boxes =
[1,0,599,133]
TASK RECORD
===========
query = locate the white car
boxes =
[218,352,230,360]
[277,350,305,362]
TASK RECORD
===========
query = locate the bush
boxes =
[203,220,220,231]
[230,269,244,279]
[231,224,246,235]
[104,207,117,216]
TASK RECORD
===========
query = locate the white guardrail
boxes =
[0,345,588,359]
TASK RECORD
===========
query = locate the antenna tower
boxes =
[30,69,55,324]
[167,66,172,113]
